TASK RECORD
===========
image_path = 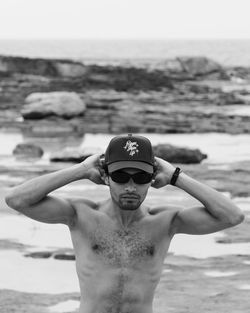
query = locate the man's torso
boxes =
[69,198,176,313]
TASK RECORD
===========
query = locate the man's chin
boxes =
[119,198,140,210]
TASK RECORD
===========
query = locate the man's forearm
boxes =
[175,171,244,225]
[6,163,86,209]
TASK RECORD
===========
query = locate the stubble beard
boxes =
[118,196,142,211]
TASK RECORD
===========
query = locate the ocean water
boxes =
[0,39,250,67]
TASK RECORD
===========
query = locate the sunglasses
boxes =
[110,170,153,184]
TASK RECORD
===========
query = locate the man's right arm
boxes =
[5,154,104,226]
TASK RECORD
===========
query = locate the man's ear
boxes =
[103,173,110,186]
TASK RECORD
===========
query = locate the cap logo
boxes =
[124,140,139,156]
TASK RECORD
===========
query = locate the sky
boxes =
[0,0,250,39]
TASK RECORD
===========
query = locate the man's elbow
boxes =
[5,193,24,211]
[229,212,245,226]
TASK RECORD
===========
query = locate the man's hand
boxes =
[81,154,106,185]
[151,157,175,188]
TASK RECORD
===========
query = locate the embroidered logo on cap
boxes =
[124,140,139,156]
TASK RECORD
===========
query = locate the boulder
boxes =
[24,251,52,259]
[13,143,44,158]
[177,57,222,76]
[50,146,103,163]
[153,144,207,164]
[21,91,86,119]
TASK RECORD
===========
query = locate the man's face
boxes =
[107,168,152,211]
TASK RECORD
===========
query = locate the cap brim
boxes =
[108,161,153,174]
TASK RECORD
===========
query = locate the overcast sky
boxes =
[0,0,250,39]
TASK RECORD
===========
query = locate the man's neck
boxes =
[108,199,145,229]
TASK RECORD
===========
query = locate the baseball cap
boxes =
[104,134,154,173]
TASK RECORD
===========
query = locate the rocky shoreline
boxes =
[1,55,250,135]
[1,55,250,313]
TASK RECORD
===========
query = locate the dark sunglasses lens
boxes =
[110,171,153,184]
[133,172,153,184]
[110,171,130,183]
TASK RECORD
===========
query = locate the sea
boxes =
[0,39,250,67]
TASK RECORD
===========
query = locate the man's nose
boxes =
[124,179,137,192]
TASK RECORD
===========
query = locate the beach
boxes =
[0,41,250,311]
[1,131,250,313]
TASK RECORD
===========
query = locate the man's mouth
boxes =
[121,194,140,200]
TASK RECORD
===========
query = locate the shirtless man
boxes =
[5,134,244,313]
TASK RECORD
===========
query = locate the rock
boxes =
[153,144,207,164]
[215,92,246,105]
[24,250,76,260]
[0,55,86,77]
[86,64,173,91]
[21,91,86,119]
[53,253,75,260]
[2,55,250,134]
[162,59,184,73]
[50,146,103,163]
[13,143,44,158]
[54,61,87,77]
[237,94,250,104]
[24,251,52,259]
[177,57,222,76]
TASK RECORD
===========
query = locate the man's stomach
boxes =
[77,266,158,313]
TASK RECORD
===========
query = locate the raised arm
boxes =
[5,154,104,226]
[152,157,244,235]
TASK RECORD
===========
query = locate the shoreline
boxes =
[1,39,250,67]
[1,51,250,312]
[1,54,250,135]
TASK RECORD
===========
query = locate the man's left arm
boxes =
[153,157,245,235]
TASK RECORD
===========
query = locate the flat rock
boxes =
[0,55,86,77]
[153,144,207,164]
[13,143,44,158]
[21,91,86,119]
[50,146,103,162]
[53,253,75,260]
[24,251,52,259]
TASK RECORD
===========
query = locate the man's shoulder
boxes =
[148,204,182,216]
[69,197,100,211]
[146,205,184,237]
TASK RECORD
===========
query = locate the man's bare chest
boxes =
[89,225,156,266]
